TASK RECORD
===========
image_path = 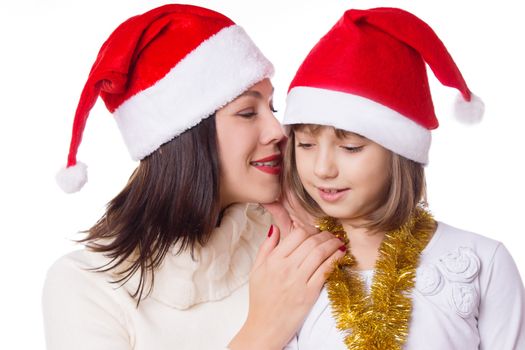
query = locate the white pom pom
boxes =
[56,162,88,193]
[454,93,485,124]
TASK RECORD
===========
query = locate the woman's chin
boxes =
[251,186,281,204]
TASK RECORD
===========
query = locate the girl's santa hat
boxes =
[57,4,273,193]
[283,7,483,164]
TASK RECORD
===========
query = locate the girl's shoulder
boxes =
[424,221,502,262]
[420,222,521,294]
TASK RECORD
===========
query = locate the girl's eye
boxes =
[297,142,314,149]
[342,145,364,153]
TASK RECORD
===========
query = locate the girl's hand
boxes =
[228,223,345,350]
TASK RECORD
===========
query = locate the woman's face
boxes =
[216,78,284,207]
[294,126,391,226]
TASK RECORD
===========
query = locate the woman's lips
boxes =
[317,187,350,202]
[253,164,282,175]
[250,154,282,175]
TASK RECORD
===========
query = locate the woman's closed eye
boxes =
[236,108,257,118]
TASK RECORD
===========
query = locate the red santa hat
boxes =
[283,7,484,164]
[56,4,274,193]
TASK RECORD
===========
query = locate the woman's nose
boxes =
[261,111,285,145]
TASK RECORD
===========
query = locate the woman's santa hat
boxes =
[283,7,484,164]
[56,4,273,193]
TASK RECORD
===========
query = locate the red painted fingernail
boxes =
[267,225,274,237]
[339,245,347,252]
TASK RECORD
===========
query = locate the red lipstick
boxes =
[250,154,282,175]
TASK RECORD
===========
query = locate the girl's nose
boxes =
[314,150,338,179]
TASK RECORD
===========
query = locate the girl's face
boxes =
[294,126,391,226]
[216,78,284,207]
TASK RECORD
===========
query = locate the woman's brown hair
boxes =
[284,124,427,233]
[82,115,221,301]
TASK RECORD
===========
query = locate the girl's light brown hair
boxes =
[284,124,427,233]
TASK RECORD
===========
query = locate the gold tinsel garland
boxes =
[318,208,435,350]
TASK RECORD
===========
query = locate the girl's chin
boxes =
[318,206,356,221]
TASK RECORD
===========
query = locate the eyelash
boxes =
[238,112,257,118]
[237,104,278,118]
[297,143,364,153]
[297,142,313,149]
[342,145,364,153]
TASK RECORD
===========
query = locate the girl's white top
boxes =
[286,222,525,350]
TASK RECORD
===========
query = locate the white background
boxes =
[1,0,523,348]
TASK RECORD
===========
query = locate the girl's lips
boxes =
[250,154,282,175]
[317,187,350,202]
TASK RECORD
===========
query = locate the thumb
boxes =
[262,202,293,237]
[253,224,280,269]
[290,214,319,235]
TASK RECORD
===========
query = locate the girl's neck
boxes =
[341,222,385,271]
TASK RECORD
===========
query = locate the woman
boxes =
[44,4,345,350]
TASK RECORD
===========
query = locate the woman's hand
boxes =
[228,208,345,350]
[265,184,320,237]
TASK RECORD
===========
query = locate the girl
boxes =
[282,7,525,350]
[43,4,345,350]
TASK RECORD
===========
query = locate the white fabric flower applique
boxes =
[416,264,444,296]
[438,247,480,283]
[416,247,481,318]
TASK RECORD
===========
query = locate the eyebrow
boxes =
[238,87,275,99]
[345,131,365,139]
[295,126,365,140]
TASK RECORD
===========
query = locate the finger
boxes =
[252,225,281,270]
[307,248,347,290]
[282,189,318,228]
[270,225,313,258]
[297,236,346,282]
[290,214,318,235]
[286,231,337,267]
[262,202,293,237]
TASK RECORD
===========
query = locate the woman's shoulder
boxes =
[44,248,111,283]
[43,248,132,309]
[42,249,133,348]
